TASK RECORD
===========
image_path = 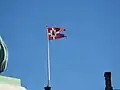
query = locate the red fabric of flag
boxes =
[47,27,66,40]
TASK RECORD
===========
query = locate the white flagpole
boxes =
[46,26,51,87]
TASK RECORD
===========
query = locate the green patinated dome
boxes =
[0,36,8,74]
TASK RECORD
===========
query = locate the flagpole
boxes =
[46,25,51,87]
[44,25,51,90]
[47,33,50,87]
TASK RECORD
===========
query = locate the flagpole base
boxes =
[44,86,51,90]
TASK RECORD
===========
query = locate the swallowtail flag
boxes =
[47,27,66,40]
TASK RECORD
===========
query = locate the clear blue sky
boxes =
[0,0,120,90]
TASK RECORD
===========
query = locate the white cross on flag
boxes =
[47,27,66,40]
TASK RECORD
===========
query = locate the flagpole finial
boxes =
[45,24,48,28]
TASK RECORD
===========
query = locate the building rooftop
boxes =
[0,75,21,86]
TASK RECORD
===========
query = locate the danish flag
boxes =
[47,27,66,40]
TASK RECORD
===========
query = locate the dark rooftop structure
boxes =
[104,72,113,90]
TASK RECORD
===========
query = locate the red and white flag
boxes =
[47,27,66,40]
